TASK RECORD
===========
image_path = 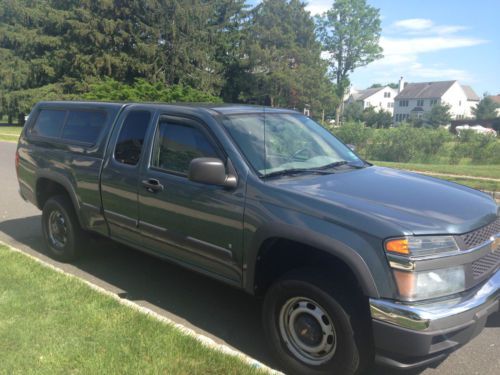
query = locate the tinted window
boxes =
[32,109,66,138]
[61,110,107,144]
[115,111,151,165]
[152,121,217,174]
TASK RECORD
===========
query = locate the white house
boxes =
[346,86,397,115]
[394,78,479,123]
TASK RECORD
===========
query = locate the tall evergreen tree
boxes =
[240,0,335,114]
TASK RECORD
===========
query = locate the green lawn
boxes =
[0,126,22,142]
[373,161,500,192]
[0,244,264,375]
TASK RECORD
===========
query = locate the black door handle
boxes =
[142,178,164,193]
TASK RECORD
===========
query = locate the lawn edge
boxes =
[0,239,282,375]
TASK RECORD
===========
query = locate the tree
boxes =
[343,102,364,122]
[361,107,392,128]
[241,0,336,113]
[317,0,383,125]
[425,103,452,128]
[473,96,500,120]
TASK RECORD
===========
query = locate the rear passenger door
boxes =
[137,114,244,284]
[101,106,154,245]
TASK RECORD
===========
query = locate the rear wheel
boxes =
[42,195,85,262]
[263,270,372,375]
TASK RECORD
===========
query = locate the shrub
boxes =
[332,123,374,157]
[450,130,498,164]
[82,78,222,103]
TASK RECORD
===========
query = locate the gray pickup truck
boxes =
[17,101,500,375]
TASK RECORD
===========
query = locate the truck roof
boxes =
[36,101,299,116]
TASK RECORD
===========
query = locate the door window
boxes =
[151,120,218,175]
[115,111,151,165]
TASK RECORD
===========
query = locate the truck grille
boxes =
[472,249,500,279]
[460,218,500,250]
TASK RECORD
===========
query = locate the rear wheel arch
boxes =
[35,173,84,228]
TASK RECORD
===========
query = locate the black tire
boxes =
[42,195,85,262]
[262,269,372,375]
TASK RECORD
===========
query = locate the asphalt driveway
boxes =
[1,140,499,374]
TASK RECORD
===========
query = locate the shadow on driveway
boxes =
[1,215,498,375]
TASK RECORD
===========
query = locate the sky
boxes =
[248,0,500,96]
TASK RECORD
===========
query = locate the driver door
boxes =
[138,114,245,284]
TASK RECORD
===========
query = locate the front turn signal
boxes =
[385,238,410,255]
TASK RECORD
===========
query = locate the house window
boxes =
[430,99,438,106]
[399,100,409,107]
[417,99,424,107]
[459,100,462,106]
[384,92,391,98]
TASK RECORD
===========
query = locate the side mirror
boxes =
[347,144,356,151]
[188,157,237,188]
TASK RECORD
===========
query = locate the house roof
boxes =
[395,81,456,100]
[352,87,385,101]
[461,85,480,101]
[489,95,500,105]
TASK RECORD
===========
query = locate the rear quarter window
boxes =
[31,108,107,145]
[61,110,107,144]
[31,109,67,138]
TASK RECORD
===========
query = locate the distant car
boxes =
[456,124,497,137]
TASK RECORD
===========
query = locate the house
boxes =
[393,77,480,123]
[346,86,397,115]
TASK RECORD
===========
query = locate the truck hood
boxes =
[270,166,498,235]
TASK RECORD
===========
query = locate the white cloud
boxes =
[354,19,488,86]
[381,36,487,56]
[394,18,433,31]
[392,18,469,36]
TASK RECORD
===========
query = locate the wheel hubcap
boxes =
[48,210,68,249]
[279,297,337,365]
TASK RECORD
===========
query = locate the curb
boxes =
[0,240,283,375]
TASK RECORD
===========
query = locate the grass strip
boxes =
[0,244,265,375]
[0,126,22,142]
[373,161,500,180]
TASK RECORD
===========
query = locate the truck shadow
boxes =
[1,215,498,375]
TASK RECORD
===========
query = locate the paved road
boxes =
[1,140,499,375]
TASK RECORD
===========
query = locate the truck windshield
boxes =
[221,113,364,177]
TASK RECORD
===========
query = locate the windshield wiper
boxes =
[262,168,334,179]
[319,160,366,170]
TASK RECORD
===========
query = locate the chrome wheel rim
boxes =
[48,210,68,249]
[279,297,337,365]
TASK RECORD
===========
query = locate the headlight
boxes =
[385,236,465,301]
[385,236,459,259]
[393,266,465,301]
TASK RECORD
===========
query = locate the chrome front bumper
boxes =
[370,268,500,369]
[370,267,500,331]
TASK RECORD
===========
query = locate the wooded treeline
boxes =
[0,0,382,123]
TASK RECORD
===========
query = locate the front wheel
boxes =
[42,195,85,262]
[262,270,372,375]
